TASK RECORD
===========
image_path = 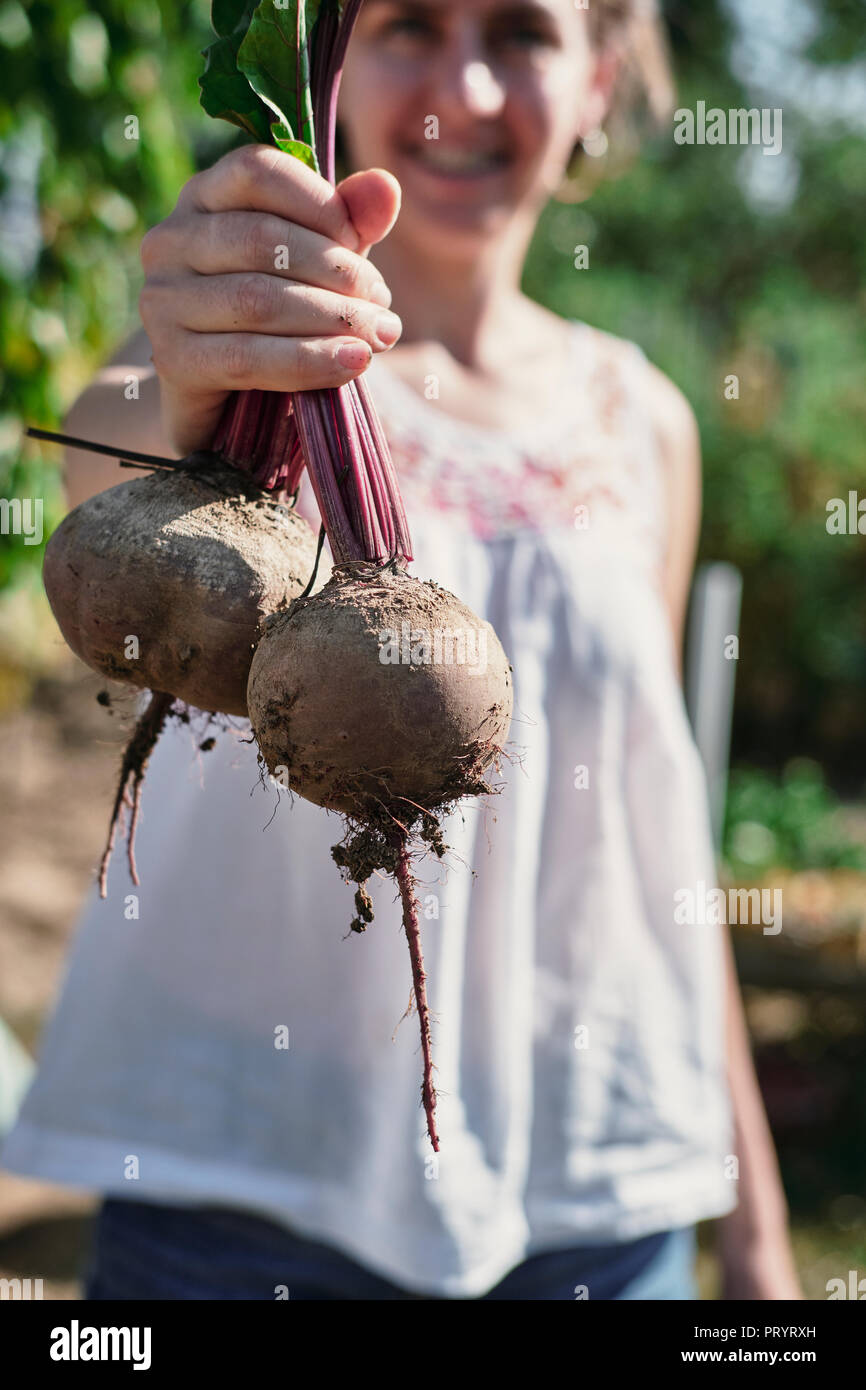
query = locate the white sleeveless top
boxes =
[0,321,736,1296]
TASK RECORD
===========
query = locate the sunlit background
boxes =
[1,0,865,1298]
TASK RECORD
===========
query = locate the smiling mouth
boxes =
[402,145,511,178]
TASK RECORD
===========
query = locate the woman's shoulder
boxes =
[576,325,703,635]
[563,320,702,582]
[574,319,699,452]
[598,334,701,519]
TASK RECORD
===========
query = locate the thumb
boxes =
[336,167,401,257]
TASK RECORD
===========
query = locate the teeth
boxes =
[414,147,503,174]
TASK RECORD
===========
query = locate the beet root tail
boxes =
[98,691,174,899]
[394,838,440,1152]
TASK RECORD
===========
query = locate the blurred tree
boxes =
[522,0,866,783]
[723,758,866,878]
[0,0,236,643]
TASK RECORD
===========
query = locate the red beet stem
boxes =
[214,391,299,494]
[394,839,440,1151]
[208,0,413,567]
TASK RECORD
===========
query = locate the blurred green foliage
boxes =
[0,0,235,600]
[522,0,866,781]
[723,759,866,878]
[2,0,865,778]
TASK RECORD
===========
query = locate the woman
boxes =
[1,0,802,1299]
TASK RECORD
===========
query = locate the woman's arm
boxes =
[646,362,803,1300]
[715,927,803,1298]
[645,362,702,671]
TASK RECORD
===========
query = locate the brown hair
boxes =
[555,0,676,201]
[598,0,676,125]
[589,0,635,42]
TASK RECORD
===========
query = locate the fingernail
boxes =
[368,280,393,308]
[336,341,372,370]
[375,311,402,347]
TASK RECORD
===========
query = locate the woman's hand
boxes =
[139,144,403,456]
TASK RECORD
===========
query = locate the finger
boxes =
[181,144,362,252]
[172,211,392,307]
[159,329,377,396]
[336,168,402,257]
[141,274,402,351]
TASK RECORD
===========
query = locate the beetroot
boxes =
[43,452,320,718]
[249,562,512,817]
[248,561,514,1148]
[32,437,323,898]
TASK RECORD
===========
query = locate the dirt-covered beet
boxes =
[247,560,513,1151]
[247,560,513,819]
[43,452,323,717]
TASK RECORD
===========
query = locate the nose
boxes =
[460,61,506,117]
[431,27,507,119]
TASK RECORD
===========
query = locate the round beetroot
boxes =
[43,452,322,717]
[247,560,513,818]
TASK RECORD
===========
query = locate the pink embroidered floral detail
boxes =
[364,322,668,570]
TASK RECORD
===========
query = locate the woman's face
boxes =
[337,0,609,254]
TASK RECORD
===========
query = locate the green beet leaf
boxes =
[237,1,321,166]
[269,122,318,170]
[200,0,324,171]
[199,28,274,144]
[211,0,258,39]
